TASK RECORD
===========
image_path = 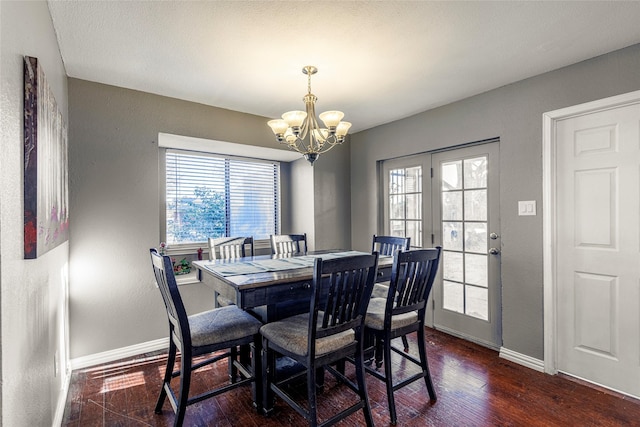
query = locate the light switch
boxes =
[518,200,536,216]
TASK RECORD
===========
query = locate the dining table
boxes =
[192,249,393,322]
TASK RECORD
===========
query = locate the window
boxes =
[387,165,423,247]
[165,149,280,244]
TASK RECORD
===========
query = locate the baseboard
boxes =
[52,370,71,427]
[499,347,545,372]
[434,325,500,351]
[70,337,168,370]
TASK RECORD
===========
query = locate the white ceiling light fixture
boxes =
[267,66,351,165]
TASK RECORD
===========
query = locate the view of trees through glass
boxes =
[165,151,279,244]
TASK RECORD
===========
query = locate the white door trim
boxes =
[542,89,640,375]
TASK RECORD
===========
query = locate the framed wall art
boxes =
[23,56,69,259]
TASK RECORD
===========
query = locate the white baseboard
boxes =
[499,347,545,372]
[70,337,168,371]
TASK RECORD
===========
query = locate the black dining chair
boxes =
[371,234,411,257]
[260,253,379,426]
[150,248,263,427]
[371,234,412,352]
[208,236,254,307]
[270,233,307,255]
[365,247,442,425]
[208,236,254,261]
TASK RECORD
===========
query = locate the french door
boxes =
[381,142,502,349]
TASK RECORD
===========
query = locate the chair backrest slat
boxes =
[389,248,442,318]
[372,234,411,256]
[270,233,307,255]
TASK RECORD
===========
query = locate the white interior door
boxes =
[431,142,502,349]
[555,102,640,397]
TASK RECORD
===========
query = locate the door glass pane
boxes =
[443,281,464,313]
[465,253,487,287]
[442,161,462,190]
[443,251,463,282]
[389,220,405,237]
[387,166,422,247]
[464,156,487,189]
[464,223,487,253]
[443,222,463,251]
[464,189,487,221]
[406,166,422,193]
[389,195,404,219]
[389,169,404,194]
[406,194,421,219]
[442,192,463,221]
[406,220,422,247]
[466,286,488,320]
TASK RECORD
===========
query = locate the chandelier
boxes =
[267,66,351,165]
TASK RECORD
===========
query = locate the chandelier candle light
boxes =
[267,66,351,165]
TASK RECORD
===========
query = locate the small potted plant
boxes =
[172,257,191,275]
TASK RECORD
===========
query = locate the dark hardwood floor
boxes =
[61,328,640,426]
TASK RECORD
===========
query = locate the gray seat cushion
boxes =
[371,282,390,299]
[365,297,418,331]
[189,305,262,348]
[260,312,355,357]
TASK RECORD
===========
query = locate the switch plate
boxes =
[518,200,536,216]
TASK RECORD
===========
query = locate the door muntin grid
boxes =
[441,156,489,321]
[389,166,422,247]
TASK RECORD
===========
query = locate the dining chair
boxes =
[150,248,263,427]
[270,233,307,255]
[370,234,412,352]
[260,253,379,426]
[208,236,254,307]
[364,247,442,425]
[371,234,411,257]
[208,236,254,261]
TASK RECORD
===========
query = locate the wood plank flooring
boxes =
[61,328,640,426]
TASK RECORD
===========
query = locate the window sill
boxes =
[175,270,198,286]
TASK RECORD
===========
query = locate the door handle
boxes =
[489,247,500,255]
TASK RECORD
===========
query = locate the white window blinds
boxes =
[165,150,280,244]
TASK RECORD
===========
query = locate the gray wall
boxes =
[314,142,352,251]
[0,1,69,425]
[67,79,352,358]
[350,43,640,360]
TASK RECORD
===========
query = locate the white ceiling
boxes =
[47,1,640,133]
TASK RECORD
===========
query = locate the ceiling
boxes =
[47,1,640,133]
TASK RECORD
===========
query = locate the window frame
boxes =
[159,145,282,253]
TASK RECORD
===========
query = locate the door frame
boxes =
[542,89,640,375]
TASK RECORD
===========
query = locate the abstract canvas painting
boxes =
[23,56,69,259]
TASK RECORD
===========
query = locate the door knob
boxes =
[489,247,500,255]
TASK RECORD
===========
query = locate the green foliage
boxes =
[167,186,226,243]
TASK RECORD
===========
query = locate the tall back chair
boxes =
[365,247,442,425]
[371,234,411,351]
[372,234,411,256]
[260,253,379,426]
[270,233,307,255]
[208,236,254,260]
[150,248,263,426]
